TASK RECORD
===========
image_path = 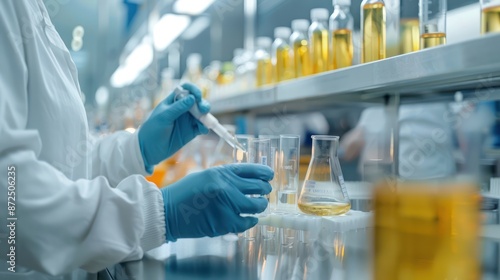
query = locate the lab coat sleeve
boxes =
[0,1,165,276]
[90,131,151,186]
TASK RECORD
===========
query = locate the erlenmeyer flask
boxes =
[298,135,351,216]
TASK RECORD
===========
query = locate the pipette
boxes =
[174,86,246,152]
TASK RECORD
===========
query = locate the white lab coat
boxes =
[358,103,456,180]
[0,1,166,278]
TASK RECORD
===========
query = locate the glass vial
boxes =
[290,19,312,78]
[309,8,330,73]
[481,0,500,34]
[255,37,273,87]
[400,0,420,53]
[419,0,447,49]
[330,0,354,69]
[361,0,387,63]
[277,135,300,212]
[298,136,351,216]
[272,27,294,83]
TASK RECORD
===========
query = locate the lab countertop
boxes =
[106,225,500,280]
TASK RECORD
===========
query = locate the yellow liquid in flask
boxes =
[332,28,353,69]
[293,39,311,78]
[298,202,351,216]
[420,32,446,49]
[482,5,500,34]
[362,2,386,63]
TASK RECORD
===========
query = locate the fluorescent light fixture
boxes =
[182,17,210,40]
[153,14,190,51]
[110,38,154,88]
[173,0,215,15]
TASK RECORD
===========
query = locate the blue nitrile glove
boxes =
[161,164,274,242]
[138,83,211,173]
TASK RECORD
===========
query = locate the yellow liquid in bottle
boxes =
[482,5,500,34]
[292,39,311,78]
[274,46,294,82]
[420,32,446,49]
[362,2,386,63]
[310,29,329,73]
[298,202,351,216]
[256,58,273,87]
[400,18,420,54]
[332,29,353,69]
[374,182,480,280]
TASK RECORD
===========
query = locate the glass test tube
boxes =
[419,0,447,49]
[248,138,272,217]
[258,135,280,212]
[277,135,300,213]
[481,0,500,34]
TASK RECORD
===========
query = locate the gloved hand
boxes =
[161,164,273,241]
[138,83,210,173]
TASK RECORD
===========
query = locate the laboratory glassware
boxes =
[255,37,273,87]
[385,0,401,57]
[374,181,480,279]
[174,87,246,153]
[248,138,272,217]
[233,135,253,163]
[419,0,447,49]
[290,19,312,78]
[481,0,500,34]
[277,135,300,212]
[309,8,330,73]
[361,0,386,63]
[400,0,420,53]
[259,135,280,211]
[272,27,294,82]
[330,0,354,69]
[298,136,350,216]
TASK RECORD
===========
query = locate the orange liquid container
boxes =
[374,181,481,280]
[146,161,168,187]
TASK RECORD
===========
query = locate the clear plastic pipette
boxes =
[174,86,246,152]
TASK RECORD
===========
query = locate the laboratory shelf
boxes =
[211,33,500,115]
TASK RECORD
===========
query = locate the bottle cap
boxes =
[333,0,351,6]
[187,53,202,67]
[291,19,310,32]
[256,37,272,48]
[233,48,244,58]
[274,27,291,39]
[311,8,329,21]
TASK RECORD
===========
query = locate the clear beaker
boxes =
[234,135,253,163]
[248,138,272,167]
[419,0,447,49]
[298,136,351,216]
[277,135,300,213]
[481,0,500,34]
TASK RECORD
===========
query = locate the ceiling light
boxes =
[153,14,190,51]
[173,0,215,15]
[110,38,153,88]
